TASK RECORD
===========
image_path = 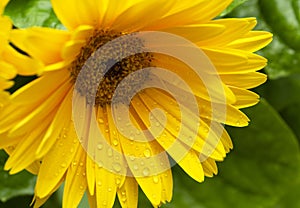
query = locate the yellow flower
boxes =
[0,0,272,208]
[0,0,41,106]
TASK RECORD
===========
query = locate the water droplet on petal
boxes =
[143,149,151,158]
[97,143,103,150]
[115,178,121,185]
[98,118,104,124]
[108,187,112,192]
[61,163,67,168]
[107,148,113,157]
[112,163,121,172]
[113,139,118,146]
[143,168,150,176]
[97,181,102,186]
[129,155,135,161]
[153,176,159,184]
[98,161,103,168]
[133,164,139,170]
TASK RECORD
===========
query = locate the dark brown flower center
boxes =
[70,30,153,106]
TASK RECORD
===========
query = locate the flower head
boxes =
[0,0,42,106]
[0,0,272,207]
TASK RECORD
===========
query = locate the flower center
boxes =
[70,30,153,106]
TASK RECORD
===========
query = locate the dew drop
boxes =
[113,139,118,146]
[97,181,102,186]
[107,148,113,157]
[155,122,160,127]
[70,148,74,153]
[115,178,121,185]
[153,176,159,184]
[79,162,84,167]
[133,164,139,170]
[121,197,127,202]
[108,187,112,192]
[112,163,121,172]
[61,163,67,168]
[82,172,86,177]
[98,118,104,124]
[236,121,241,126]
[143,168,150,176]
[143,149,151,158]
[98,161,103,168]
[129,134,135,140]
[79,185,84,190]
[73,161,77,166]
[103,201,107,206]
[129,155,135,161]
[97,143,103,150]
[73,139,77,144]
[121,191,126,196]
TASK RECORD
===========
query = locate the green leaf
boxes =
[162,100,300,208]
[0,151,36,202]
[219,0,249,17]
[229,0,300,79]
[258,74,300,111]
[257,75,300,142]
[259,0,300,50]
[4,0,63,29]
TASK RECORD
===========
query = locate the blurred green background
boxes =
[1,0,300,207]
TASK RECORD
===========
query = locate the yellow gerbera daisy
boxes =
[0,0,41,106]
[0,0,272,207]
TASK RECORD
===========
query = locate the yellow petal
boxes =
[63,146,87,208]
[161,24,226,43]
[8,80,71,137]
[198,18,257,47]
[117,177,139,208]
[2,46,44,75]
[202,158,218,177]
[111,0,173,32]
[148,0,232,30]
[35,120,79,198]
[36,88,73,158]
[10,27,70,65]
[51,0,104,30]
[0,0,9,14]
[220,72,267,89]
[230,87,260,109]
[228,31,273,52]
